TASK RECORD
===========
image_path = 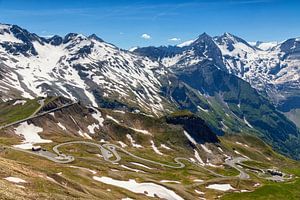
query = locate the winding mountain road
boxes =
[11,140,250,179]
[225,157,250,179]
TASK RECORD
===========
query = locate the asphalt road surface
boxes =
[10,140,245,179]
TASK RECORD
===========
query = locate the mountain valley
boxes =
[0,23,300,199]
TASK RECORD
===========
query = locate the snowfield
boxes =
[151,140,163,155]
[0,24,167,114]
[200,144,212,154]
[160,180,181,184]
[4,177,27,183]
[130,128,151,135]
[183,130,197,145]
[91,107,104,126]
[57,122,67,131]
[121,165,145,173]
[12,100,27,106]
[130,162,153,169]
[126,134,143,148]
[13,122,52,149]
[93,176,184,200]
[206,183,235,191]
[194,149,204,165]
[118,141,127,148]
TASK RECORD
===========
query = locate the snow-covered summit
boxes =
[0,23,169,115]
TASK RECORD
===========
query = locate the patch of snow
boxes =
[106,115,120,124]
[0,31,23,43]
[200,144,212,154]
[160,144,171,150]
[193,179,204,183]
[130,128,151,135]
[206,184,235,191]
[4,177,26,183]
[234,150,250,159]
[255,41,278,50]
[130,162,153,169]
[113,110,126,114]
[57,122,67,131]
[96,154,103,158]
[243,117,253,128]
[93,176,184,200]
[12,100,27,106]
[118,141,127,148]
[253,183,260,187]
[91,107,104,126]
[205,159,222,168]
[87,123,99,134]
[150,140,163,155]
[160,180,181,184]
[161,54,183,67]
[235,142,249,148]
[13,122,52,149]
[126,134,142,148]
[194,149,204,165]
[99,139,106,143]
[183,130,197,145]
[241,189,249,192]
[78,130,92,140]
[197,105,209,112]
[195,189,205,195]
[121,165,145,173]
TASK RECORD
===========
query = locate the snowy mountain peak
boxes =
[63,33,86,43]
[215,32,255,52]
[193,32,212,43]
[47,35,63,46]
[0,23,169,114]
[88,34,104,42]
[221,32,238,41]
[0,23,11,31]
[279,37,300,53]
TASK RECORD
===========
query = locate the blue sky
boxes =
[0,0,299,49]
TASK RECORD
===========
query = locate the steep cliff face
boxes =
[165,112,220,144]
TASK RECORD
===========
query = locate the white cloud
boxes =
[141,33,151,40]
[41,35,55,38]
[169,37,181,42]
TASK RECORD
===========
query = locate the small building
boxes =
[267,169,283,176]
[32,146,41,151]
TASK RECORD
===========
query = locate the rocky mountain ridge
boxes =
[0,23,300,160]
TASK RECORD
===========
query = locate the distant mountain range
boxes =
[0,23,300,159]
[134,32,300,114]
